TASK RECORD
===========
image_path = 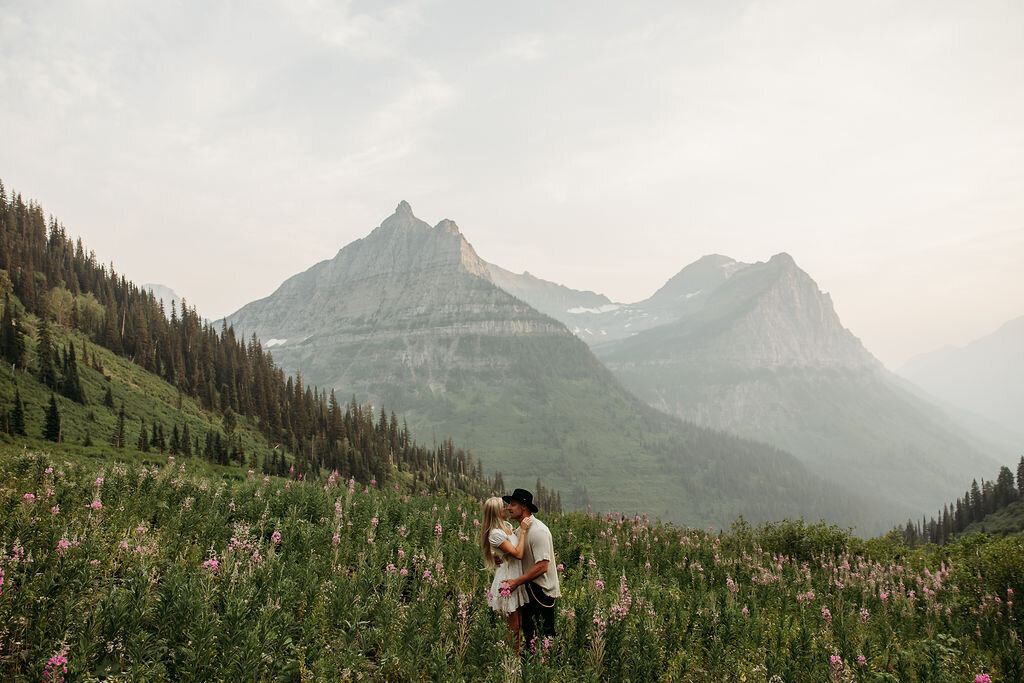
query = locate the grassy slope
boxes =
[0,322,274,467]
[331,333,895,533]
[962,500,1024,538]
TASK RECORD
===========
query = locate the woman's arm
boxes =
[499,518,531,559]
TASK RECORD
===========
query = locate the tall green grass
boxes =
[2,447,1021,680]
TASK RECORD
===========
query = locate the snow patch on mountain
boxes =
[568,304,621,315]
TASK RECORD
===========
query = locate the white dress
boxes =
[488,525,529,613]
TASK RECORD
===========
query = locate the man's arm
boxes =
[507,560,549,590]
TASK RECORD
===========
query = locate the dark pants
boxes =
[520,582,556,647]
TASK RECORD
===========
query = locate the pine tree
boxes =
[112,403,126,448]
[44,393,61,442]
[83,430,92,447]
[1018,456,1024,498]
[1,294,25,367]
[182,423,192,457]
[36,314,58,389]
[60,341,85,403]
[103,384,114,408]
[995,466,1016,507]
[11,387,26,436]
[137,417,149,452]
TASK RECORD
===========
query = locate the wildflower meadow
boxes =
[1,449,1022,681]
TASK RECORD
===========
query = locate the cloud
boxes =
[500,33,546,61]
[286,0,425,59]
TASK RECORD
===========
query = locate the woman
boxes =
[481,496,531,649]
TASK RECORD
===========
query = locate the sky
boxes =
[1,0,1021,369]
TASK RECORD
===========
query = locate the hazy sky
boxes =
[2,0,1021,368]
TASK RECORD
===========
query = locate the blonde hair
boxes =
[481,496,510,570]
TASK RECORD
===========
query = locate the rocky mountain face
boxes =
[230,202,569,393]
[497,253,999,514]
[899,316,1024,444]
[228,204,890,530]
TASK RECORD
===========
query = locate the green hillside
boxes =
[335,328,896,533]
[1,321,273,469]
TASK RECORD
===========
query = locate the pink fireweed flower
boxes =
[499,583,512,598]
[50,505,60,515]
[400,568,408,576]
[95,477,104,486]
[857,654,867,667]
[434,523,443,536]
[88,501,102,509]
[332,534,341,547]
[595,579,605,591]
[43,648,68,682]
[821,607,832,623]
[830,654,843,673]
[975,675,992,683]
[860,607,870,623]
[23,493,35,503]
[202,558,220,574]
[270,530,281,546]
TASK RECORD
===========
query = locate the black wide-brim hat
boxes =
[502,488,539,513]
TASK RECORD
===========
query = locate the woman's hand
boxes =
[520,517,532,531]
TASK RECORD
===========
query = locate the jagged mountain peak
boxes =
[768,251,796,266]
[644,253,748,310]
[378,200,430,233]
[434,218,460,236]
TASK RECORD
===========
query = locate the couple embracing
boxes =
[481,488,561,651]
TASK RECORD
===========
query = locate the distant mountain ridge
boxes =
[494,252,1000,514]
[227,203,890,529]
[899,316,1024,440]
[488,254,751,345]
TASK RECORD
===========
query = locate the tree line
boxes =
[901,458,1024,546]
[0,179,561,509]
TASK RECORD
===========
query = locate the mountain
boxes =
[228,203,890,529]
[489,255,751,346]
[899,316,1024,442]
[142,284,184,310]
[496,253,1000,515]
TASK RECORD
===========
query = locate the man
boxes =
[502,488,561,646]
